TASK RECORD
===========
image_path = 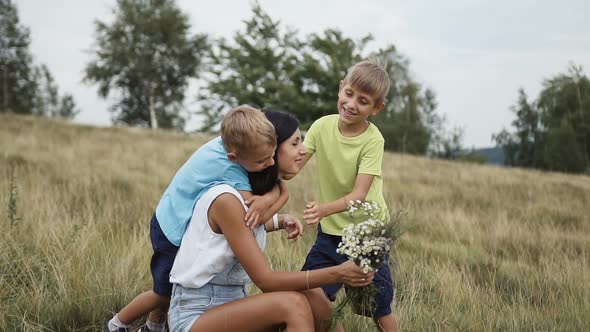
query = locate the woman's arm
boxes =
[210,193,372,293]
[263,214,303,240]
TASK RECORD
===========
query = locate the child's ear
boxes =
[338,80,344,90]
[227,152,238,163]
[371,102,385,116]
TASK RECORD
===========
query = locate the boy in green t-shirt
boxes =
[301,59,398,332]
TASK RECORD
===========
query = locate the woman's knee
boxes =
[277,291,313,317]
[303,289,331,309]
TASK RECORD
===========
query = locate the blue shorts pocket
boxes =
[177,289,213,311]
[227,262,250,285]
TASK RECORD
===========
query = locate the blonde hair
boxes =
[342,58,391,105]
[221,105,277,154]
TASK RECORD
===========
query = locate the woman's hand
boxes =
[282,214,304,239]
[338,260,374,287]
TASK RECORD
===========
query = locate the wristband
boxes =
[272,214,280,231]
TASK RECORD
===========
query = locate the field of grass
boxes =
[1,113,589,331]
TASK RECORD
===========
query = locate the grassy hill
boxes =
[1,113,589,331]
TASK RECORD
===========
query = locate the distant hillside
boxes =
[470,146,505,165]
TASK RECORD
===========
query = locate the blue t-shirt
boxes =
[155,136,252,246]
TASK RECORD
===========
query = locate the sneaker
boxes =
[103,321,130,332]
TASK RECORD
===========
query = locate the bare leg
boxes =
[301,288,344,332]
[117,290,169,324]
[190,291,314,332]
[373,313,398,332]
[147,305,168,325]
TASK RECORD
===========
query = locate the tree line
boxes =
[2,0,458,156]
[3,0,587,174]
[494,64,590,174]
[82,0,459,156]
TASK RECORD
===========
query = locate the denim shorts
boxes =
[150,214,179,297]
[302,228,394,318]
[168,283,248,332]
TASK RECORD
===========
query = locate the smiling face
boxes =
[337,82,385,129]
[277,128,306,179]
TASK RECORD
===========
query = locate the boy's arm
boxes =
[257,179,290,226]
[244,179,289,228]
[240,188,275,227]
[304,135,384,225]
[303,174,375,225]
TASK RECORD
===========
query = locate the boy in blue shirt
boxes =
[301,60,399,332]
[105,105,287,332]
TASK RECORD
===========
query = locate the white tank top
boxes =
[169,184,266,288]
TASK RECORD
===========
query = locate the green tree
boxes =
[492,129,518,166]
[0,0,37,114]
[297,37,437,154]
[294,29,367,125]
[33,64,79,119]
[429,125,464,159]
[495,64,590,173]
[543,122,586,173]
[33,65,58,117]
[56,94,78,119]
[369,46,437,154]
[197,2,303,131]
[197,3,443,155]
[493,89,543,167]
[84,0,207,130]
[537,64,590,171]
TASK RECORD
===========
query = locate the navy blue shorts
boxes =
[302,228,394,318]
[150,214,179,297]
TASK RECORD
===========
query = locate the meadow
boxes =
[1,113,589,331]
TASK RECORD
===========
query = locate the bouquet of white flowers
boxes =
[330,200,405,328]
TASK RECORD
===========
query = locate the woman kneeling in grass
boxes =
[168,110,373,332]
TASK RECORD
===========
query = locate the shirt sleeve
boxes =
[358,138,384,176]
[225,164,252,191]
[303,120,319,155]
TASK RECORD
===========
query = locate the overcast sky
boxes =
[16,0,590,147]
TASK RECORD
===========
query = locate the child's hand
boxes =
[245,195,270,228]
[282,214,304,239]
[303,201,323,226]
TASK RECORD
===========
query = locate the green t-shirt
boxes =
[304,114,388,236]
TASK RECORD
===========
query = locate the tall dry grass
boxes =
[1,113,589,331]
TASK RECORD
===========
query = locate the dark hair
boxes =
[248,109,299,195]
